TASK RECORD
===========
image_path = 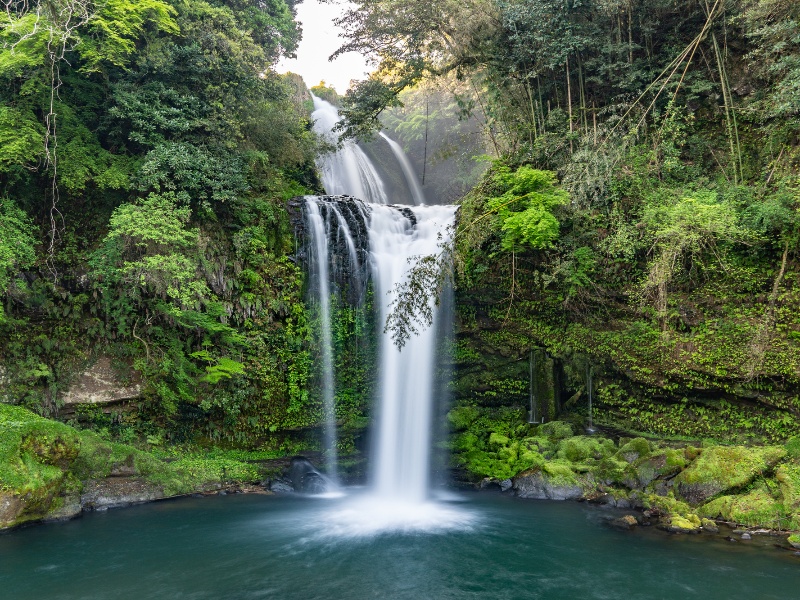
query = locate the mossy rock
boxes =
[594,456,635,485]
[488,432,510,448]
[788,533,800,549]
[785,436,800,461]
[520,436,555,457]
[674,445,786,504]
[699,488,786,529]
[537,421,573,441]
[616,437,651,463]
[512,460,594,500]
[665,513,702,533]
[557,436,614,463]
[625,449,689,490]
[0,404,83,527]
[775,463,800,509]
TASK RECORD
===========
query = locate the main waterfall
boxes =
[303,98,471,532]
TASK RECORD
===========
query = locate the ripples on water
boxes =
[2,492,799,600]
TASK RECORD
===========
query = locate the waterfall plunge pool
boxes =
[3,492,798,599]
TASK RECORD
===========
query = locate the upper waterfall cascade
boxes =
[305,96,457,509]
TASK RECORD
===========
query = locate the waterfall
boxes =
[305,200,339,483]
[378,132,426,206]
[304,97,457,509]
[370,204,456,501]
[311,96,389,204]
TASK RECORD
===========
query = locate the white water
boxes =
[311,96,389,204]
[369,204,456,501]
[379,132,427,205]
[307,95,467,534]
[305,200,339,483]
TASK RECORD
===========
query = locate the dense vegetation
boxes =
[338,0,800,444]
[0,0,325,447]
[2,0,800,534]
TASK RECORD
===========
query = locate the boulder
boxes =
[61,356,142,407]
[675,445,786,504]
[80,478,165,510]
[513,463,593,500]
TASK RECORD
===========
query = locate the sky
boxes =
[276,0,373,94]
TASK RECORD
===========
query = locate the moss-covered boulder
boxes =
[674,445,786,504]
[698,487,785,528]
[0,404,82,528]
[512,460,595,500]
[616,438,652,463]
[557,436,614,463]
[0,404,265,529]
[537,421,574,441]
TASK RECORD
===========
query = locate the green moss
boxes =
[557,436,614,463]
[786,436,800,460]
[0,404,80,494]
[489,432,510,447]
[675,445,787,502]
[787,533,800,548]
[537,421,573,440]
[668,513,702,531]
[616,437,652,462]
[699,488,785,528]
[775,463,800,509]
[541,460,580,486]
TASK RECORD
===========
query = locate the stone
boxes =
[662,514,702,533]
[62,356,142,406]
[0,493,23,528]
[675,445,787,505]
[45,494,82,522]
[512,467,592,501]
[701,518,719,534]
[741,532,752,540]
[268,479,294,493]
[610,514,639,529]
[80,478,164,511]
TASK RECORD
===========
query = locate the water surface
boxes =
[2,492,797,599]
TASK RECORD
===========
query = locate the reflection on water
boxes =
[2,492,798,600]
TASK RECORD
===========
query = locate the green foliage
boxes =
[310,81,339,105]
[0,106,43,171]
[487,165,567,252]
[0,198,36,322]
[80,0,179,71]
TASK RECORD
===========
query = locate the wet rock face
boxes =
[289,457,329,494]
[0,493,23,527]
[512,470,589,501]
[61,356,142,407]
[80,479,165,511]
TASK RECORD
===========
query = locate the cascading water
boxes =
[311,96,389,204]
[378,132,426,206]
[370,203,455,501]
[303,98,473,534]
[305,200,339,484]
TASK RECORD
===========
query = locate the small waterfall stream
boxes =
[305,97,461,527]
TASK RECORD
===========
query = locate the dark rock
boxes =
[268,479,294,493]
[80,478,164,511]
[289,457,331,494]
[512,470,590,501]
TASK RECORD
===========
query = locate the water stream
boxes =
[306,97,457,528]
